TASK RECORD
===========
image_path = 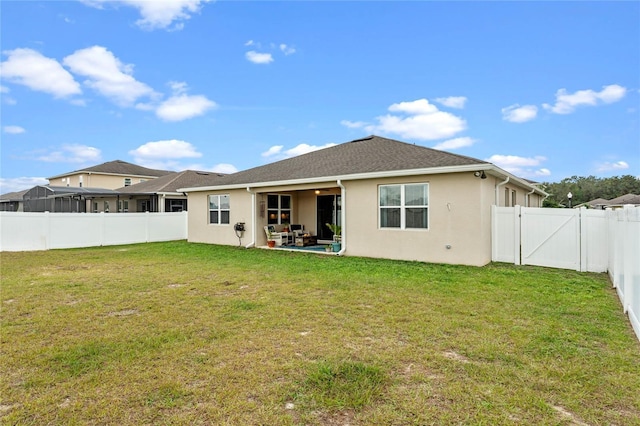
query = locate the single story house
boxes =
[581,193,640,209]
[0,189,28,212]
[180,135,547,266]
[115,170,227,212]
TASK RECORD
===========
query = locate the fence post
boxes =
[622,206,633,313]
[514,205,521,265]
[579,207,587,272]
[100,212,106,246]
[44,211,51,250]
[145,211,150,242]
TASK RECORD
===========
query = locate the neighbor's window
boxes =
[209,194,230,224]
[118,200,129,212]
[104,201,110,213]
[379,184,428,229]
[267,194,291,225]
[124,178,132,187]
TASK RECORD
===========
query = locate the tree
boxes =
[540,175,640,207]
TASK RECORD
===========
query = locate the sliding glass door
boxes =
[317,194,341,240]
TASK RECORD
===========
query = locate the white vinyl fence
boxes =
[0,211,187,252]
[492,205,640,341]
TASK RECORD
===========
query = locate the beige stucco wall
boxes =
[342,173,493,266]
[188,188,254,246]
[49,173,151,190]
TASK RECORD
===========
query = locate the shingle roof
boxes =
[210,135,489,186]
[607,193,640,205]
[0,189,29,202]
[117,170,227,194]
[48,160,173,179]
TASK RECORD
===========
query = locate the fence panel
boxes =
[580,209,608,273]
[0,211,187,251]
[491,206,518,264]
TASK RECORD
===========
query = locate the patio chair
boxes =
[264,225,286,246]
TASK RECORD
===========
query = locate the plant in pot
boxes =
[325,223,342,252]
[325,244,333,252]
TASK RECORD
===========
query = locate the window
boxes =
[118,200,129,212]
[209,194,230,224]
[267,194,291,225]
[379,184,429,229]
[505,187,510,207]
[104,201,110,213]
[93,202,98,213]
[511,190,517,207]
[124,178,132,187]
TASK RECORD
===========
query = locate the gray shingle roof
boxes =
[212,135,488,186]
[0,189,28,202]
[48,160,173,179]
[117,170,227,194]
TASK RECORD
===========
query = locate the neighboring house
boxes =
[0,190,28,212]
[179,135,547,266]
[114,170,227,212]
[581,194,640,209]
[47,160,172,190]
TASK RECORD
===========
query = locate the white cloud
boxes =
[156,94,216,121]
[596,160,629,172]
[543,84,627,114]
[81,0,210,31]
[245,40,255,47]
[37,144,102,163]
[0,177,48,194]
[486,154,550,178]
[63,46,156,107]
[0,48,81,98]
[340,120,367,129]
[261,145,283,158]
[356,98,466,141]
[0,85,9,93]
[501,104,538,123]
[434,96,467,109]
[262,142,337,160]
[279,44,296,55]
[3,125,25,134]
[129,140,202,169]
[432,137,476,150]
[246,51,273,64]
[210,163,238,174]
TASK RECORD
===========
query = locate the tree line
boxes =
[538,175,640,208]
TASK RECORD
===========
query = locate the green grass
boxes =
[1,241,639,425]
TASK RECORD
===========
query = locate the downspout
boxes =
[337,180,346,255]
[495,176,510,206]
[526,188,535,207]
[245,187,256,248]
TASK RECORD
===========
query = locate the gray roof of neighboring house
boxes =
[607,193,640,205]
[0,189,28,202]
[117,170,228,194]
[203,135,489,186]
[48,160,173,179]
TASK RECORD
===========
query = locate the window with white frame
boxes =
[118,200,129,212]
[124,178,132,187]
[267,194,291,225]
[379,183,429,229]
[209,194,230,224]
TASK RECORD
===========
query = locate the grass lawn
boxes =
[1,241,639,425]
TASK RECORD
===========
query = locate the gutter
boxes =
[245,187,256,248]
[337,179,346,256]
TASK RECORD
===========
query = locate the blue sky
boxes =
[1,1,639,193]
